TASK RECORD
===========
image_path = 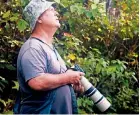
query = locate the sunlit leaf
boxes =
[70,5,77,13]
[2,10,10,18]
[54,0,60,4]
[12,81,19,90]
[94,0,99,4]
[0,99,6,106]
[91,4,97,9]
[10,17,18,22]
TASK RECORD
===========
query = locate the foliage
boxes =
[56,36,138,113]
[54,0,139,114]
[0,0,29,113]
[0,0,139,114]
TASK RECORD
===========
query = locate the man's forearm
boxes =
[28,73,70,91]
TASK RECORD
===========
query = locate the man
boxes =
[14,0,84,114]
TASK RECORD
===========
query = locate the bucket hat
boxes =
[23,0,55,31]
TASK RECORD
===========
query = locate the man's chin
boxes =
[56,23,61,28]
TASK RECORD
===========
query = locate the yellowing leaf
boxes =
[122,3,127,10]
[68,54,76,60]
[64,32,72,37]
[84,37,90,41]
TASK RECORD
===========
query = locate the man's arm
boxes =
[21,48,84,91]
[28,69,84,91]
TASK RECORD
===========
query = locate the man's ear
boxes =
[37,19,42,24]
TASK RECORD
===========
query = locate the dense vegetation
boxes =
[0,0,139,114]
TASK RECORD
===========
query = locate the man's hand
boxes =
[65,69,85,85]
[73,83,84,93]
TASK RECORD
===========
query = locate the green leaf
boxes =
[2,10,11,18]
[77,98,82,106]
[17,19,28,32]
[5,64,16,71]
[78,109,87,114]
[0,81,6,89]
[7,99,13,104]
[0,87,3,92]
[111,73,116,82]
[92,48,101,54]
[120,66,124,72]
[95,63,101,74]
[3,110,13,114]
[70,5,77,13]
[77,7,85,15]
[123,80,129,87]
[85,11,93,18]
[21,0,29,7]
[0,79,8,85]
[0,99,6,106]
[0,76,5,80]
[101,70,106,76]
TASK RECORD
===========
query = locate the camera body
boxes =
[72,64,111,112]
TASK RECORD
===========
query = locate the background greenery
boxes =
[0,0,139,114]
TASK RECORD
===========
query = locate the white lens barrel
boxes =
[90,88,102,102]
[95,97,111,112]
[80,76,111,112]
[80,76,92,90]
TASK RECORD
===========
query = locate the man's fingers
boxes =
[81,86,85,93]
[73,84,84,93]
[80,72,85,76]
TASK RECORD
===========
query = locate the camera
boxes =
[72,64,111,112]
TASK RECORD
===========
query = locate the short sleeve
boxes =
[21,48,47,82]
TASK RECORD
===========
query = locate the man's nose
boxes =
[55,11,59,16]
[50,6,55,11]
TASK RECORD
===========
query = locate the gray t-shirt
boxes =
[17,37,72,114]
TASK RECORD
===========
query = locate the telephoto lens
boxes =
[80,76,111,112]
[73,64,111,112]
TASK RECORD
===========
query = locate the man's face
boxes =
[38,6,60,28]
